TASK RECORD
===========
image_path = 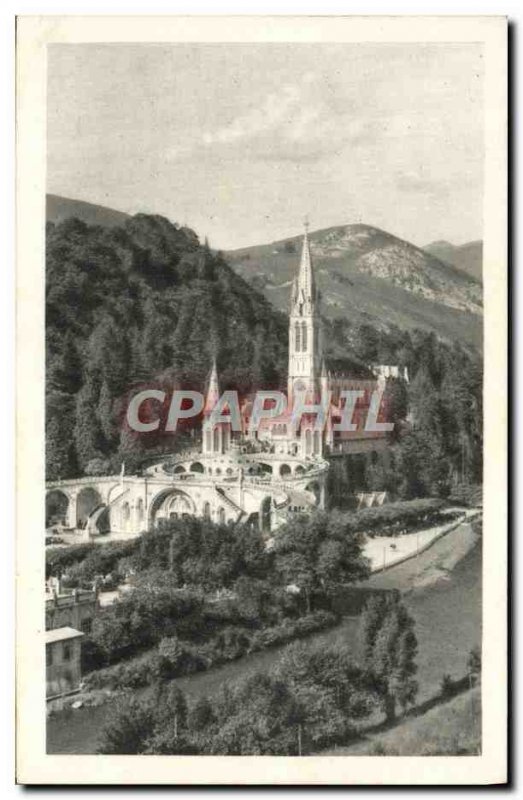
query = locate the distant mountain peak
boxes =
[227,223,483,349]
[423,238,483,282]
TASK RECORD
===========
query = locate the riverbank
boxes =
[324,686,481,756]
[47,517,481,754]
[362,508,480,574]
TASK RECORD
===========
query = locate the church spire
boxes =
[287,219,323,401]
[204,357,220,415]
[296,218,315,301]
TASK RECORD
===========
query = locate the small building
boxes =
[45,578,98,635]
[45,627,84,699]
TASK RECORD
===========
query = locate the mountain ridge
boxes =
[227,223,482,350]
[45,195,483,350]
[47,193,131,229]
[423,239,483,281]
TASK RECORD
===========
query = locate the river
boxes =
[47,521,481,754]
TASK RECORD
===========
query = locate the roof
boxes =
[325,357,375,379]
[45,626,84,644]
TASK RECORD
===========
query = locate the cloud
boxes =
[167,73,371,164]
[393,168,455,200]
[201,83,305,146]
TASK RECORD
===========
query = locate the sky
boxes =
[47,43,484,250]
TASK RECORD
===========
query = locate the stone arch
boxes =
[294,464,305,475]
[190,462,204,474]
[45,490,69,528]
[76,487,103,529]
[149,489,196,527]
[279,463,291,478]
[174,465,186,474]
[259,463,272,475]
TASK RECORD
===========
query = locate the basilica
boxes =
[46,226,402,537]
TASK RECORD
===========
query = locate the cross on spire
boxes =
[297,217,314,298]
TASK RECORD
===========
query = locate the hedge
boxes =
[344,499,459,537]
[83,611,339,691]
[46,538,139,579]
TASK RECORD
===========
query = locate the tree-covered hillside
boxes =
[46,213,483,494]
[46,214,288,479]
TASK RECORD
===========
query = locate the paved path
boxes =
[363,508,480,574]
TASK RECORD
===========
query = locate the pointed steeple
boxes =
[296,219,315,301]
[204,358,220,415]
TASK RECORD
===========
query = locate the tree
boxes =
[273,511,370,612]
[353,323,379,364]
[97,696,156,754]
[85,457,111,476]
[360,592,418,721]
[46,391,78,479]
[467,645,481,686]
[73,375,105,470]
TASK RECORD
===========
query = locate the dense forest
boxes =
[46,213,482,494]
[46,214,288,479]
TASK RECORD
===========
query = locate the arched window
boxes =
[314,430,321,454]
[295,322,301,352]
[301,322,308,352]
[213,427,220,452]
[136,498,144,525]
[205,430,211,452]
[203,502,211,519]
[217,507,226,524]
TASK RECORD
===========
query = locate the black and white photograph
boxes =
[14,14,507,786]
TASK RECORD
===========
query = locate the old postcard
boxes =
[16,15,507,784]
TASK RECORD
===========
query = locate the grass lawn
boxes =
[325,687,481,756]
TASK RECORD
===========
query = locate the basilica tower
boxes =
[287,223,323,400]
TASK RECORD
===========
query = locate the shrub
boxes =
[46,538,140,580]
[345,498,459,538]
[249,611,338,653]
[440,673,456,699]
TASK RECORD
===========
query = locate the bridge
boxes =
[45,451,329,538]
